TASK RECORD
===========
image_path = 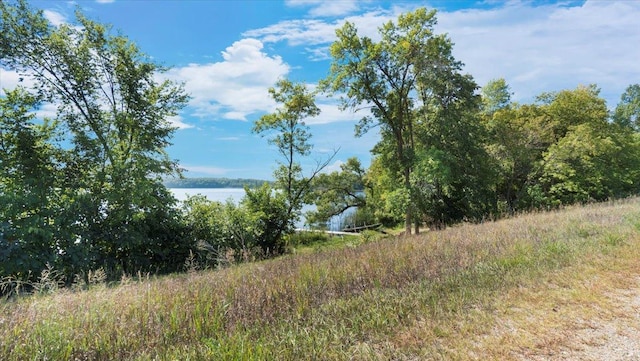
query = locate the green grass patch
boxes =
[289,231,362,253]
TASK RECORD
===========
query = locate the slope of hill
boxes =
[2,199,640,360]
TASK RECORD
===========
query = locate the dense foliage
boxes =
[316,9,640,232]
[322,8,497,233]
[485,84,640,211]
[1,2,639,286]
[180,184,290,266]
[1,0,190,283]
[251,79,335,252]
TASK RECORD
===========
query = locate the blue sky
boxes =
[2,0,639,180]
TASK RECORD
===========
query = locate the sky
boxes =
[1,0,639,180]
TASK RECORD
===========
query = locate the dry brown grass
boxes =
[378,200,640,360]
[481,258,640,360]
[1,198,640,360]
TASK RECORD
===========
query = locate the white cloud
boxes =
[33,103,58,119]
[43,9,67,26]
[321,159,344,174]
[286,0,360,17]
[243,19,337,46]
[216,136,240,141]
[242,8,405,54]
[305,45,331,61]
[300,84,373,125]
[165,39,290,120]
[306,100,368,125]
[167,115,194,130]
[436,0,640,105]
[181,165,230,176]
[0,68,35,95]
[245,1,640,106]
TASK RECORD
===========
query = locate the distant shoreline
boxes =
[163,177,271,189]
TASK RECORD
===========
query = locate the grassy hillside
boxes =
[2,199,640,360]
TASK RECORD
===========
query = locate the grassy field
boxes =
[2,198,640,360]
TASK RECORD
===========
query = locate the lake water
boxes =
[169,188,351,231]
[170,188,247,203]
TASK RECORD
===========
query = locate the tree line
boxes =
[1,1,639,286]
[311,9,640,234]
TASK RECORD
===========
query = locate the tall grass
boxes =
[2,198,640,360]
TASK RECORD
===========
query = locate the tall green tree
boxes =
[0,88,61,278]
[537,85,608,144]
[485,103,547,212]
[323,8,430,233]
[324,8,493,232]
[363,156,407,226]
[485,84,622,211]
[613,84,640,131]
[481,78,512,115]
[413,71,496,227]
[252,78,333,252]
[525,85,639,207]
[0,0,190,279]
[539,122,640,205]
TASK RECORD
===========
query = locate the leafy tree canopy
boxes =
[0,0,190,280]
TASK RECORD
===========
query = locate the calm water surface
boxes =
[170,188,246,203]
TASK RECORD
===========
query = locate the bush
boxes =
[182,195,258,267]
[181,184,292,267]
[288,231,332,247]
[242,183,290,255]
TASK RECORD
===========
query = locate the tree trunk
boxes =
[405,209,412,235]
[404,166,412,235]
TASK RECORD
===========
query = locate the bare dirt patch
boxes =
[511,276,640,361]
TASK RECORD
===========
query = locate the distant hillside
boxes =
[163,177,270,189]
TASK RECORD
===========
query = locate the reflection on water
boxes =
[169,188,352,231]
